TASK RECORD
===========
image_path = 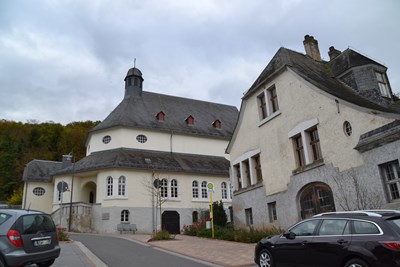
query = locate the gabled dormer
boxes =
[185,115,194,125]
[156,111,165,122]
[212,119,221,129]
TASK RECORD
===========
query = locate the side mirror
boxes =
[283,231,296,240]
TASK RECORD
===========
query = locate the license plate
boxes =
[33,239,51,246]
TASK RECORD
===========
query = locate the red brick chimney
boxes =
[303,35,322,61]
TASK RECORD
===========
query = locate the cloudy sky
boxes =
[1,0,399,124]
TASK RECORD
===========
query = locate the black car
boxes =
[0,209,60,267]
[255,210,400,267]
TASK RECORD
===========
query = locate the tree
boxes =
[212,200,227,227]
[332,170,382,211]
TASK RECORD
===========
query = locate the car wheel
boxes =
[37,259,55,267]
[258,249,274,267]
[344,258,369,267]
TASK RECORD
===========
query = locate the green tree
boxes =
[212,200,227,227]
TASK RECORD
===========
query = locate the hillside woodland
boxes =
[0,120,99,203]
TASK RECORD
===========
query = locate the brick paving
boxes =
[120,234,256,267]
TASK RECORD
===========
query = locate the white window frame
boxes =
[257,84,281,125]
[201,181,208,199]
[376,71,391,97]
[170,179,178,198]
[121,210,129,223]
[192,180,199,199]
[107,176,113,197]
[118,176,126,196]
[221,182,228,199]
[231,149,262,191]
[380,160,400,202]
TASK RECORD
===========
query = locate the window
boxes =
[161,179,168,198]
[186,115,194,125]
[243,160,251,187]
[118,176,126,196]
[102,135,111,144]
[290,219,319,236]
[213,119,221,129]
[221,182,228,199]
[107,176,113,196]
[192,181,199,198]
[257,85,279,121]
[294,135,306,168]
[136,134,148,143]
[380,160,400,201]
[353,220,380,235]
[201,181,208,198]
[376,71,391,97]
[343,121,352,136]
[289,122,323,171]
[192,211,198,223]
[257,93,267,120]
[170,179,178,198]
[268,86,279,113]
[156,111,165,121]
[33,187,45,196]
[245,208,253,226]
[234,164,242,189]
[308,128,322,161]
[268,202,277,222]
[253,155,263,183]
[121,210,129,223]
[318,219,348,236]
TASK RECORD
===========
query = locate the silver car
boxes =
[0,209,60,267]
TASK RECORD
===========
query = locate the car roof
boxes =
[313,210,400,220]
[0,209,45,216]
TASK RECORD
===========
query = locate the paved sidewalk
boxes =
[119,234,256,267]
[58,234,256,267]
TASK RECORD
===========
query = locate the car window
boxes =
[290,220,319,236]
[0,213,11,225]
[353,220,380,235]
[22,214,56,234]
[318,219,348,235]
[386,218,400,233]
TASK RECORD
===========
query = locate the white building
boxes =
[23,66,238,234]
[227,35,400,229]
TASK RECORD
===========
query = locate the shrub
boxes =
[149,229,174,241]
[57,227,69,241]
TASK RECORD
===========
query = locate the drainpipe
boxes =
[23,181,28,209]
[170,130,174,153]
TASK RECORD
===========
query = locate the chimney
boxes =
[62,154,73,169]
[328,46,341,60]
[303,35,322,61]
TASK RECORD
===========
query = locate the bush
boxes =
[57,227,69,241]
[234,226,284,243]
[182,221,204,236]
[149,229,174,241]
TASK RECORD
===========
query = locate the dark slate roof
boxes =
[355,120,400,152]
[90,91,239,139]
[55,148,230,176]
[244,47,400,114]
[23,160,63,182]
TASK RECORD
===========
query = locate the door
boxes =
[162,211,180,234]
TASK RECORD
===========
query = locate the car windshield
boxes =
[0,213,11,225]
[386,217,400,233]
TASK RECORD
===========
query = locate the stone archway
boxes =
[82,181,97,204]
[299,182,335,219]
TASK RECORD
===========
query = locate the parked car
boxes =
[255,210,400,267]
[0,209,60,267]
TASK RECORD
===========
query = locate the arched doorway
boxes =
[299,182,335,219]
[82,181,97,204]
[162,211,180,234]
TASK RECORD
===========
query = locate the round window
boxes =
[136,134,148,143]
[343,121,352,136]
[33,187,45,196]
[102,135,111,144]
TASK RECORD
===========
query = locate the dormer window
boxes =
[186,115,194,125]
[156,111,165,121]
[376,71,391,97]
[213,119,221,129]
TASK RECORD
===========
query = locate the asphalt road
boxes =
[71,234,213,267]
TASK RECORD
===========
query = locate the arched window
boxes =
[299,183,335,219]
[171,179,178,198]
[221,182,228,199]
[121,210,129,222]
[192,181,199,198]
[201,181,208,198]
[118,176,126,196]
[161,178,168,198]
[107,176,113,196]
